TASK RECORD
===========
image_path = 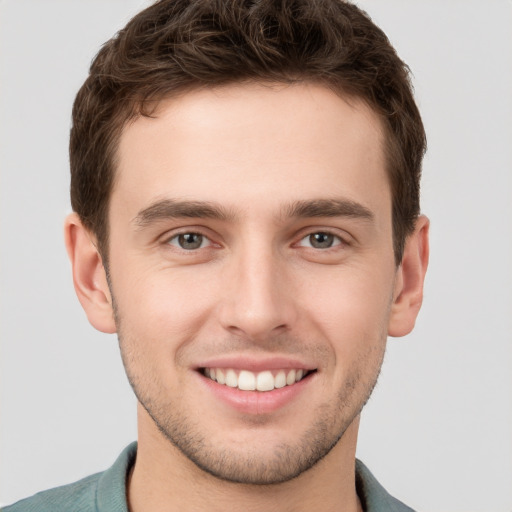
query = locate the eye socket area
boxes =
[166,232,214,250]
[296,232,344,250]
[163,228,349,252]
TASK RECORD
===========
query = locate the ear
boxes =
[64,213,116,334]
[388,215,430,337]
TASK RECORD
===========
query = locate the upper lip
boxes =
[194,356,317,372]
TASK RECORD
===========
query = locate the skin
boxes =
[65,82,429,512]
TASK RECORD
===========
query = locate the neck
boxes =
[128,407,363,512]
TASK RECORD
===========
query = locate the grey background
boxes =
[1,1,511,510]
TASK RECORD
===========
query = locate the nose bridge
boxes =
[220,232,295,339]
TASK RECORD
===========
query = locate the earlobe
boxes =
[64,213,117,334]
[388,215,430,337]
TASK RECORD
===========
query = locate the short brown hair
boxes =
[70,0,426,264]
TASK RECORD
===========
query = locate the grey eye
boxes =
[298,232,341,249]
[168,233,208,250]
[309,233,334,248]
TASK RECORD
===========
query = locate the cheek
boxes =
[112,263,220,348]
[303,262,393,312]
[298,264,394,350]
[113,272,209,392]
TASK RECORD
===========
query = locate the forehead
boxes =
[113,82,389,220]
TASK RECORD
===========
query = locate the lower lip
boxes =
[197,372,314,415]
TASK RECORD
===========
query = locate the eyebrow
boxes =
[133,199,235,228]
[133,197,374,229]
[283,198,374,221]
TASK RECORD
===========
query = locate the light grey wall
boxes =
[1,1,511,510]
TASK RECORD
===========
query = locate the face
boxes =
[108,82,398,484]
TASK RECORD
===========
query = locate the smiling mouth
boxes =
[200,368,315,392]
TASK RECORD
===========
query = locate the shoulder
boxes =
[2,472,102,512]
[2,442,137,512]
[356,459,416,512]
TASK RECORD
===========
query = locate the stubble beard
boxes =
[109,271,387,485]
[117,330,385,486]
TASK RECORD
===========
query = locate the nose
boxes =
[218,242,298,341]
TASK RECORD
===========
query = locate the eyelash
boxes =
[296,232,344,250]
[165,231,215,251]
[164,229,348,252]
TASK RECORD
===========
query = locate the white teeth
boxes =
[225,369,238,388]
[216,368,226,385]
[274,370,286,389]
[204,367,310,392]
[238,370,256,391]
[256,371,274,391]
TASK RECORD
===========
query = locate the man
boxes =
[4,0,429,510]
